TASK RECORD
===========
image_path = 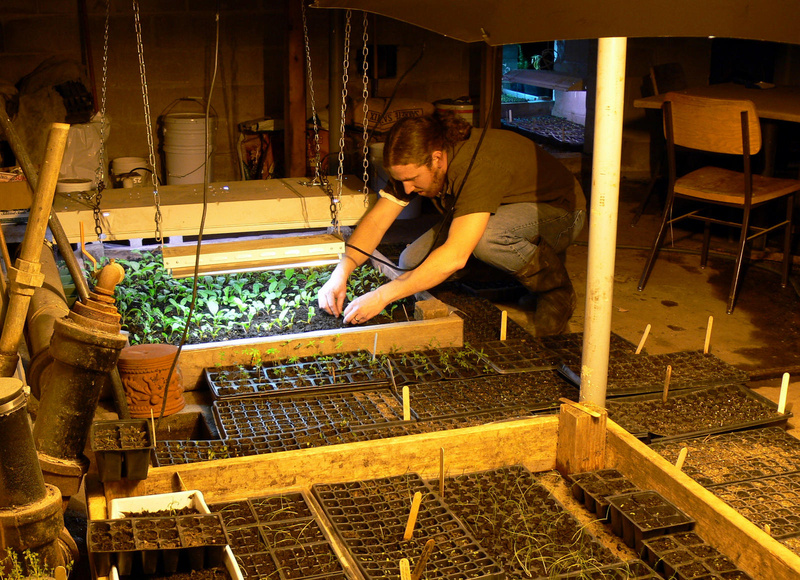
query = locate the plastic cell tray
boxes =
[212,389,405,439]
[90,419,154,482]
[312,473,504,580]
[554,559,661,579]
[477,338,560,373]
[271,542,346,580]
[536,331,639,367]
[649,426,800,487]
[708,472,800,539]
[606,490,695,552]
[431,465,620,579]
[641,531,753,579]
[569,469,640,521]
[385,346,495,385]
[605,384,790,440]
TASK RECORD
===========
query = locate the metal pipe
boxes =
[26,243,70,400]
[0,123,69,377]
[0,103,91,304]
[580,37,627,407]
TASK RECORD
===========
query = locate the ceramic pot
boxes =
[117,344,185,418]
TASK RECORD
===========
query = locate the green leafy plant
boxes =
[1,548,72,579]
[101,251,411,346]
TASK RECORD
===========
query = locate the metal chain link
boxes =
[360,11,371,206]
[133,0,163,242]
[333,10,352,234]
[301,0,322,185]
[89,0,112,240]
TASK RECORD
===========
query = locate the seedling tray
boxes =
[430,465,620,578]
[709,472,800,539]
[536,331,639,367]
[385,346,495,385]
[457,277,526,302]
[606,490,695,552]
[569,469,640,521]
[152,439,234,467]
[212,389,405,439]
[554,559,661,579]
[641,531,753,579]
[90,419,154,482]
[206,351,390,399]
[649,426,800,487]
[312,472,504,580]
[602,350,750,397]
[271,541,346,580]
[605,384,789,440]
[476,338,559,373]
[405,372,577,419]
[87,519,136,577]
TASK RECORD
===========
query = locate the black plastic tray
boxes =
[649,426,800,487]
[606,384,790,440]
[708,472,800,539]
[606,490,695,552]
[312,473,504,580]
[554,559,661,579]
[206,351,390,399]
[212,389,405,439]
[536,331,639,367]
[430,466,620,579]
[569,469,640,521]
[473,338,559,373]
[385,346,495,385]
[641,531,753,579]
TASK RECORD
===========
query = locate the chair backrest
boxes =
[649,63,687,96]
[663,92,761,155]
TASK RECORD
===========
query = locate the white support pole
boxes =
[580,37,627,407]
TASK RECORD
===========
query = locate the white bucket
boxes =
[111,157,149,187]
[56,178,94,194]
[435,98,479,126]
[163,113,217,185]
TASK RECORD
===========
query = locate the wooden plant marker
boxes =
[400,558,411,580]
[662,365,672,403]
[402,386,411,421]
[779,372,790,414]
[764,524,772,536]
[439,448,445,498]
[55,567,67,580]
[373,332,378,361]
[412,539,436,580]
[403,491,423,541]
[704,316,713,354]
[500,310,508,341]
[635,323,651,355]
[675,446,689,471]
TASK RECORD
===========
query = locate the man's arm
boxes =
[318,196,405,317]
[342,211,490,322]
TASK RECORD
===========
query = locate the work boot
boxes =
[514,236,576,336]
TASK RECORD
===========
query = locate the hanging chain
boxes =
[333,10,352,234]
[360,11,370,206]
[301,0,322,185]
[90,0,112,240]
[133,0,163,242]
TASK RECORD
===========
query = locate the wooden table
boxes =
[634,83,800,175]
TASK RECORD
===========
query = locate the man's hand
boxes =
[318,274,348,317]
[342,288,388,325]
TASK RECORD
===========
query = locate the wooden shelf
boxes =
[503,69,584,91]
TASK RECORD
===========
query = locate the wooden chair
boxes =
[637,92,798,314]
[632,64,689,225]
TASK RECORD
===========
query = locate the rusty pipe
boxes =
[0,105,90,304]
[0,377,67,573]
[0,123,69,378]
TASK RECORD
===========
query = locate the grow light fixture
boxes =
[162,233,345,278]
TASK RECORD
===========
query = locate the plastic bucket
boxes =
[163,113,217,185]
[434,98,479,126]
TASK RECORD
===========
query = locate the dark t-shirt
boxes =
[386,128,586,217]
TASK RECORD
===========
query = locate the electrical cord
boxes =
[157,6,220,427]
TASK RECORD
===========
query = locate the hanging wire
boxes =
[133,0,163,243]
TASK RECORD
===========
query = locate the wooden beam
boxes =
[176,312,464,390]
[94,415,559,506]
[284,0,307,177]
[46,176,373,243]
[480,44,502,128]
[606,420,800,580]
[554,401,607,476]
